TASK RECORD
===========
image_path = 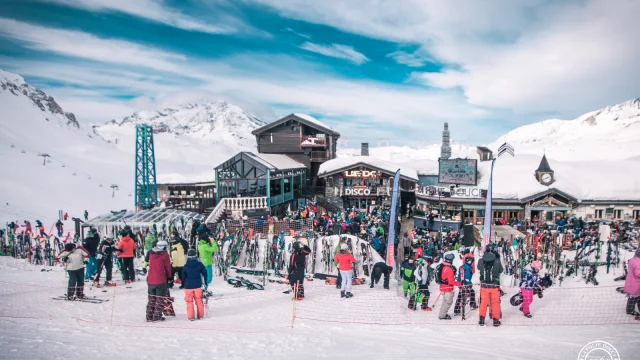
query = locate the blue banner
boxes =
[482,159,496,246]
[386,169,401,271]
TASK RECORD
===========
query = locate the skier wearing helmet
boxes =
[520,260,542,318]
[477,244,503,326]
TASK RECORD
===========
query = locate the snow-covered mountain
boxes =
[0,69,132,224]
[93,101,265,183]
[489,99,640,161]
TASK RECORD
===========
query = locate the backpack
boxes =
[435,263,456,285]
[480,259,496,283]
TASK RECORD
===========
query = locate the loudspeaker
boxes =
[463,224,475,247]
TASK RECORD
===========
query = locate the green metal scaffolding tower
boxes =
[135,125,158,209]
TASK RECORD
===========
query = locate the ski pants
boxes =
[454,285,477,314]
[626,295,640,315]
[84,256,97,279]
[439,291,454,318]
[521,288,534,315]
[67,268,85,297]
[170,266,183,287]
[371,268,390,289]
[408,283,430,309]
[146,283,168,321]
[121,257,135,281]
[290,270,305,298]
[204,265,213,289]
[340,270,353,293]
[184,288,205,320]
[479,286,501,320]
[94,257,113,282]
[403,279,411,296]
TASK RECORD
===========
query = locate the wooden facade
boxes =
[156,182,216,214]
[252,114,340,187]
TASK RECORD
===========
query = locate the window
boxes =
[257,180,267,196]
[614,209,622,219]
[238,180,248,196]
[476,210,485,218]
[633,209,640,220]
[509,211,519,220]
[595,209,603,218]
[463,210,474,219]
[284,178,291,193]
[493,211,504,219]
[291,125,298,132]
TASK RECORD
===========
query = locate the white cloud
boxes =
[387,49,432,67]
[253,0,640,116]
[299,42,369,65]
[283,27,311,39]
[0,18,190,74]
[43,0,236,34]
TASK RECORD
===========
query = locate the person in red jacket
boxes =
[146,240,172,322]
[334,244,356,298]
[116,230,136,283]
[438,253,461,320]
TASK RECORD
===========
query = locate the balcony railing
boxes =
[205,196,268,223]
[301,134,327,147]
[311,150,328,161]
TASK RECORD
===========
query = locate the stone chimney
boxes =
[361,143,369,156]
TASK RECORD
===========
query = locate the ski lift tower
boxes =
[134,125,158,210]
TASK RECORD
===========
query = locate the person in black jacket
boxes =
[93,236,117,287]
[288,238,311,300]
[370,261,393,289]
[82,229,100,280]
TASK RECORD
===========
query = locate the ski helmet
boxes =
[293,241,301,251]
[416,258,424,265]
[340,244,348,250]
[64,243,76,252]
[531,260,542,271]
[444,253,455,263]
[157,240,168,249]
[187,249,197,258]
[465,256,474,264]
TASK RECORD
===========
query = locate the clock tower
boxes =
[535,154,554,186]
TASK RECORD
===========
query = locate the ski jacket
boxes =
[401,262,416,282]
[170,238,189,268]
[372,262,393,275]
[402,235,411,247]
[439,262,460,292]
[97,240,116,258]
[181,258,207,289]
[82,236,99,257]
[415,263,431,286]
[457,263,474,285]
[197,239,217,267]
[116,236,136,258]
[624,256,640,295]
[288,245,311,274]
[372,237,381,251]
[147,248,172,285]
[334,252,356,271]
[520,269,539,290]
[144,234,157,250]
[57,247,89,271]
[477,252,503,287]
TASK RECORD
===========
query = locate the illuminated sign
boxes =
[344,170,378,178]
[345,186,372,196]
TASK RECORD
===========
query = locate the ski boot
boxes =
[93,281,101,288]
[76,294,88,300]
[479,316,485,326]
[493,319,501,327]
[341,291,346,298]
[422,305,433,311]
[345,292,353,298]
[439,314,452,320]
[524,313,532,318]
[105,281,116,287]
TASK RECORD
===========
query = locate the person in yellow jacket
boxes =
[169,231,190,289]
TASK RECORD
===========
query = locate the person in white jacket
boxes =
[57,243,90,299]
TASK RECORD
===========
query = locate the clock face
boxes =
[541,173,552,184]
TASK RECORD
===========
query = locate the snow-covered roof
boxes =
[251,113,340,136]
[293,113,334,131]
[245,152,306,171]
[476,154,640,201]
[318,156,419,181]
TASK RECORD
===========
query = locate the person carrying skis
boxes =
[182,249,208,321]
[624,248,640,319]
[401,256,417,298]
[370,261,393,289]
[438,253,460,320]
[520,260,542,318]
[56,243,90,299]
[197,233,217,291]
[288,238,311,300]
[169,231,189,289]
[116,229,136,283]
[146,240,172,322]
[94,236,117,287]
[454,253,478,315]
[334,244,356,298]
[82,228,100,280]
[408,257,433,311]
[477,244,504,326]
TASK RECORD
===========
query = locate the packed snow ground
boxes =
[0,255,637,360]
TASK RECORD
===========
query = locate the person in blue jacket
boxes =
[454,253,478,315]
[181,249,208,321]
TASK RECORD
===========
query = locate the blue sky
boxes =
[1,0,638,146]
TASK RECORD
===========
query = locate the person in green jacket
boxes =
[197,233,217,290]
[142,228,158,269]
[400,257,416,297]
